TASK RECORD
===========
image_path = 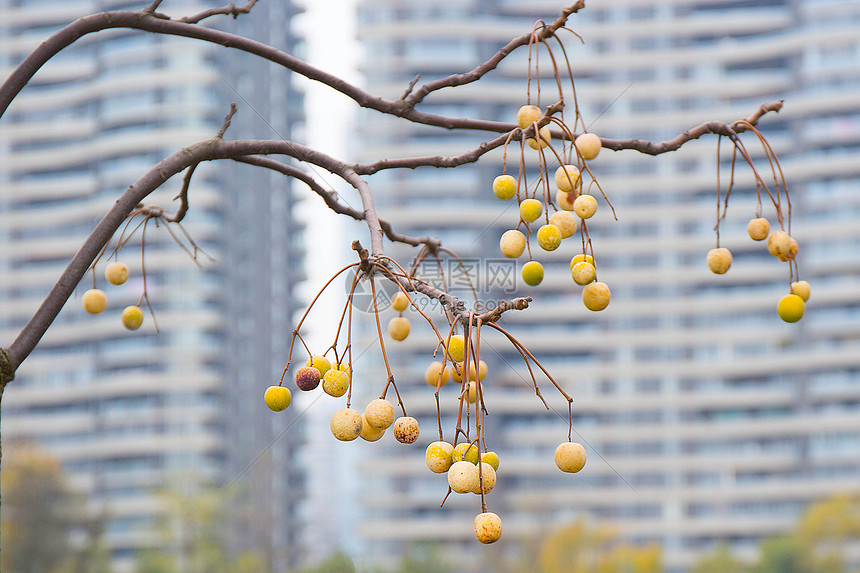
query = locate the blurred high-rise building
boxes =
[0,1,304,570]
[353,0,860,571]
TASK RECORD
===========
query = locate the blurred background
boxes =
[1,0,859,572]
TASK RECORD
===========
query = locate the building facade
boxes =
[0,1,304,570]
[352,0,860,570]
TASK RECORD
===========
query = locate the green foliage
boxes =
[292,551,356,573]
[1,445,112,573]
[690,544,750,573]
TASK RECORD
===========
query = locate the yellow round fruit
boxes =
[264,386,292,412]
[322,369,350,397]
[570,253,595,269]
[306,355,331,376]
[571,261,596,285]
[448,460,479,494]
[391,291,409,312]
[556,190,578,211]
[359,415,385,442]
[477,360,488,381]
[777,294,805,323]
[575,133,602,160]
[748,217,770,241]
[450,362,467,383]
[472,462,497,494]
[425,441,454,473]
[388,316,411,341]
[104,262,129,286]
[474,512,503,544]
[424,361,449,387]
[121,305,144,330]
[536,224,562,251]
[493,174,517,200]
[707,247,733,275]
[82,289,107,314]
[767,230,791,259]
[519,198,543,223]
[573,194,597,219]
[521,261,544,287]
[392,416,420,443]
[555,442,587,473]
[780,237,799,262]
[790,280,811,302]
[516,104,542,129]
[481,451,500,471]
[364,398,395,429]
[526,126,551,150]
[582,282,611,311]
[452,442,480,464]
[445,334,466,363]
[466,381,479,404]
[330,408,363,441]
[554,165,581,193]
[549,210,578,238]
[333,362,352,377]
[499,229,526,259]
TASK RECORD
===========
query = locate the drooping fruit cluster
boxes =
[82,260,147,330]
[494,104,610,312]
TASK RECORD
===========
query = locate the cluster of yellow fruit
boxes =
[423,334,486,403]
[387,291,411,341]
[81,261,145,329]
[706,217,810,323]
[263,354,421,443]
[496,105,610,312]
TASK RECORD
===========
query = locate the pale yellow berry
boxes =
[767,231,791,259]
[537,224,562,251]
[777,294,805,323]
[790,280,811,302]
[779,237,799,262]
[448,460,479,493]
[121,305,144,330]
[516,104,542,129]
[388,316,411,341]
[521,261,544,287]
[582,282,611,311]
[474,512,503,544]
[493,174,517,200]
[549,211,578,238]
[574,194,597,219]
[82,289,107,314]
[264,386,291,412]
[466,381,479,404]
[425,441,454,473]
[519,198,543,223]
[554,165,580,193]
[526,126,551,150]
[556,190,577,211]
[359,414,385,442]
[472,462,497,494]
[575,133,601,160]
[707,247,732,275]
[499,229,526,259]
[392,416,420,443]
[748,218,770,241]
[306,355,331,376]
[481,451,500,471]
[571,261,596,285]
[322,369,350,397]
[330,408,363,442]
[104,262,129,286]
[424,361,449,387]
[570,254,595,270]
[555,442,587,473]
[391,291,409,312]
[445,334,466,363]
[364,398,395,429]
[452,442,480,464]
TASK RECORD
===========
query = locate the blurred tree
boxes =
[538,519,661,573]
[1,445,111,573]
[753,535,817,573]
[292,551,356,573]
[796,493,860,573]
[134,487,265,573]
[690,544,750,573]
